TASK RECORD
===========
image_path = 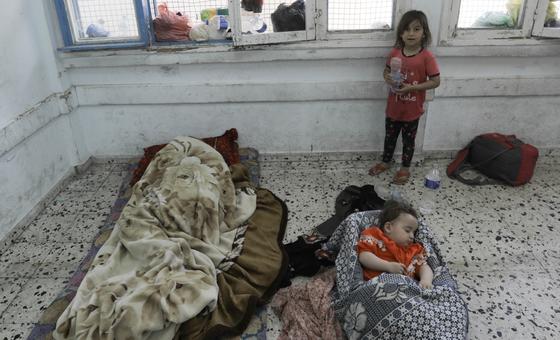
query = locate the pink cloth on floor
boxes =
[271,269,343,340]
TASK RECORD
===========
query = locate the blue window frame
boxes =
[54,0,150,50]
[54,0,236,50]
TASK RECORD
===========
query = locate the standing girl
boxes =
[369,10,440,185]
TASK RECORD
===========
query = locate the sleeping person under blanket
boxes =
[357,200,434,288]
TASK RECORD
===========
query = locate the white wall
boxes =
[0,1,75,240]
[0,1,65,127]
[65,50,560,155]
[68,58,389,155]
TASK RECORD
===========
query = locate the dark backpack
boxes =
[315,185,385,237]
[271,0,305,32]
[447,133,539,186]
[241,0,263,13]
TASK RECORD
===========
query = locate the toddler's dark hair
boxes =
[395,10,432,48]
[378,200,418,230]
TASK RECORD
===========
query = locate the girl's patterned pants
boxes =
[381,117,420,168]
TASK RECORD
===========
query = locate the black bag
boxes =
[447,133,539,186]
[271,0,305,32]
[241,0,263,13]
[315,185,385,237]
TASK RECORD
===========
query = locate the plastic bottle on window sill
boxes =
[117,15,132,36]
[86,23,109,38]
[200,8,229,21]
[207,15,229,31]
[241,9,267,33]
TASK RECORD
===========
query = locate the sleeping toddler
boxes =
[357,200,433,288]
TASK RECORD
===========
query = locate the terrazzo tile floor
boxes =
[1,154,559,339]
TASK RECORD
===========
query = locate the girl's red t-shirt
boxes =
[385,48,440,121]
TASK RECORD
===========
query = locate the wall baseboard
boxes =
[0,89,75,158]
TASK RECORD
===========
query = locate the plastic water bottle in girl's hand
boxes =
[389,57,402,93]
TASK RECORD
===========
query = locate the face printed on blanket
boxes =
[357,200,434,289]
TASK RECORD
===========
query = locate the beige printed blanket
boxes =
[53,137,257,340]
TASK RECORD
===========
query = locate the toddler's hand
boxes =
[387,262,406,274]
[419,279,433,289]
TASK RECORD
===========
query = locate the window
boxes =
[150,0,230,43]
[230,0,315,45]
[54,0,412,50]
[457,0,522,28]
[533,0,560,37]
[54,0,148,49]
[55,0,317,48]
[327,0,394,31]
[316,0,410,41]
[441,0,560,44]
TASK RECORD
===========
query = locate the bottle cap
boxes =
[256,22,267,33]
[425,178,440,189]
[217,8,229,16]
[209,15,229,30]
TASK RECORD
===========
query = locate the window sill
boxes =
[59,36,560,69]
[439,35,560,46]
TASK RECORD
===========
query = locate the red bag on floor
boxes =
[447,133,539,186]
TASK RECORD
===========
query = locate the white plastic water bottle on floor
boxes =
[374,181,406,203]
[390,189,404,203]
[419,165,441,215]
[374,182,391,201]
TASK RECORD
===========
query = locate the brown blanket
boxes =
[176,169,288,339]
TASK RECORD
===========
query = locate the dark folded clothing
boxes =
[280,236,335,287]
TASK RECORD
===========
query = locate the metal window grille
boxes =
[458,0,523,28]
[68,0,139,40]
[328,0,393,31]
[152,1,300,32]
[152,1,228,22]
